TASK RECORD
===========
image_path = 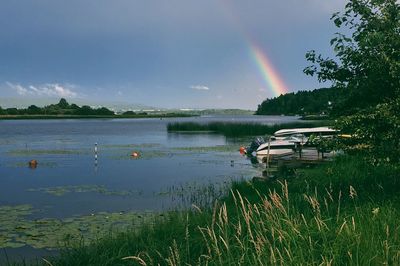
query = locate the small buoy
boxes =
[28,159,38,169]
[131,151,140,158]
[239,146,246,155]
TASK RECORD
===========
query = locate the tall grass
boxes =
[44,155,400,265]
[167,121,331,137]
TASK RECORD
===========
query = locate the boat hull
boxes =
[256,149,295,156]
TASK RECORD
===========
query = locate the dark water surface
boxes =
[0,115,299,261]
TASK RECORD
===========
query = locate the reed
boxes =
[167,121,331,137]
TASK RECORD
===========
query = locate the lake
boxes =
[0,115,299,261]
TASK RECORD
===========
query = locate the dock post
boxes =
[297,142,302,159]
[266,136,272,177]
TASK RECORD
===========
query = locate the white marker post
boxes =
[94,143,98,169]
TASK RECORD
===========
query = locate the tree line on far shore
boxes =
[255,87,346,116]
[0,98,116,116]
[0,98,152,116]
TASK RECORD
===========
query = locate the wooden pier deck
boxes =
[255,148,336,179]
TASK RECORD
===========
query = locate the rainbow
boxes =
[218,0,289,97]
[250,44,289,96]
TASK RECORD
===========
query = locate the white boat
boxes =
[246,126,336,158]
[256,136,305,156]
[274,127,336,138]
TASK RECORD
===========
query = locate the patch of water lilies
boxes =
[10,161,58,168]
[107,150,173,160]
[27,185,142,197]
[103,143,168,160]
[0,204,157,249]
[0,139,15,145]
[172,144,245,153]
[7,149,88,156]
[102,143,161,149]
[105,143,246,160]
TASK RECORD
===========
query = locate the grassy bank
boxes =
[167,121,331,137]
[38,155,400,265]
[0,113,194,120]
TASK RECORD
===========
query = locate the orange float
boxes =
[131,151,140,158]
[29,159,38,168]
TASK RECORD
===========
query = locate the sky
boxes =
[0,0,347,109]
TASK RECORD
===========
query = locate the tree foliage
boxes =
[304,0,400,113]
[303,0,400,164]
[336,97,400,163]
[0,99,115,116]
[255,87,346,115]
[58,98,70,109]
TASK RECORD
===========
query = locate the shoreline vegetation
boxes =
[255,87,345,117]
[0,98,194,120]
[0,113,194,120]
[41,155,400,265]
[167,121,331,137]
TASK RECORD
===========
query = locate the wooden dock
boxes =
[256,148,336,179]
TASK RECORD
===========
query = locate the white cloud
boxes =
[6,82,29,95]
[7,82,78,98]
[190,85,210,91]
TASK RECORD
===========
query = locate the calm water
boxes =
[0,115,299,260]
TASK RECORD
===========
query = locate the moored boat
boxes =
[255,136,305,156]
[245,126,337,158]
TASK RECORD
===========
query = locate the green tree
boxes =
[255,87,344,115]
[123,111,136,115]
[304,0,400,114]
[57,98,70,109]
[75,105,93,115]
[95,107,114,115]
[336,98,400,163]
[27,105,42,115]
[305,0,400,163]
[6,108,18,115]
[70,103,80,109]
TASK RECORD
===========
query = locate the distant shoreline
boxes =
[0,113,195,120]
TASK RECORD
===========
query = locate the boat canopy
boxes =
[274,127,337,138]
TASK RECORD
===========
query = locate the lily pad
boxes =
[107,150,172,160]
[172,144,244,153]
[27,185,141,197]
[0,204,157,250]
[11,161,58,168]
[8,149,87,156]
[103,143,161,149]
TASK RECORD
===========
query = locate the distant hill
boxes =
[255,87,347,116]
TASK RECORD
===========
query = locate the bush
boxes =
[335,97,400,164]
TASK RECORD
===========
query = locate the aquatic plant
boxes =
[27,185,142,197]
[158,180,233,209]
[0,205,157,250]
[167,121,330,137]
[7,149,87,156]
[172,144,245,153]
